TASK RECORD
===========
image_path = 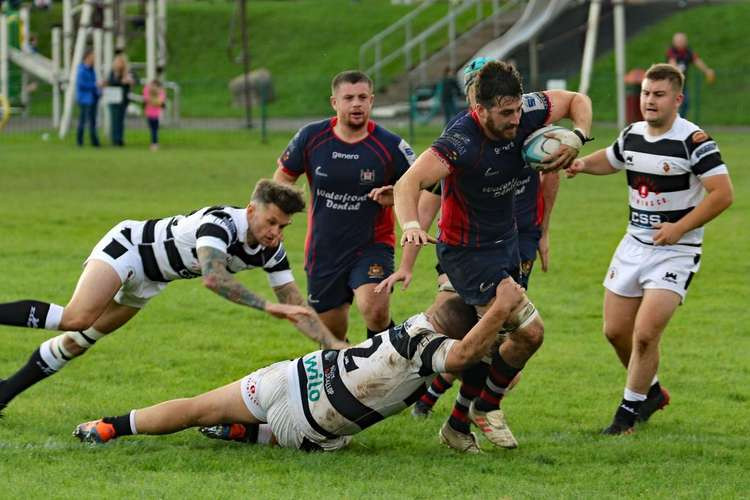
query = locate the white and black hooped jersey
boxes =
[119,206,293,286]
[606,117,728,250]
[286,314,457,440]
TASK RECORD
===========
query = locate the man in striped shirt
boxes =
[566,63,733,435]
[0,180,344,416]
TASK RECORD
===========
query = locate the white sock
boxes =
[623,387,647,402]
[129,410,139,435]
[257,424,273,445]
[45,304,64,330]
[39,337,71,371]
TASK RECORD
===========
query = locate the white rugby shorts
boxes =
[240,360,350,452]
[603,235,701,302]
[85,220,167,308]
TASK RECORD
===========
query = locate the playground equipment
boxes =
[0,0,173,136]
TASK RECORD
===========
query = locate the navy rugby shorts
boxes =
[518,227,541,290]
[306,243,394,313]
[437,233,520,306]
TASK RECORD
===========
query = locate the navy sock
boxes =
[475,350,520,412]
[448,362,488,434]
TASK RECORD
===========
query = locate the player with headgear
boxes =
[392,60,592,451]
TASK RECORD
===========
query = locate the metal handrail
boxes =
[362,0,516,89]
[359,0,437,76]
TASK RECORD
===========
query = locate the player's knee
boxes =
[522,317,545,350]
[602,321,627,344]
[363,306,390,330]
[632,327,660,354]
[59,312,97,332]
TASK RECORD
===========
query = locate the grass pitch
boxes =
[0,127,748,498]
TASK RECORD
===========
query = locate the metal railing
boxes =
[359,0,437,86]
[359,0,513,88]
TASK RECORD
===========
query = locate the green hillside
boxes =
[29,0,472,117]
[24,1,750,124]
[584,2,750,125]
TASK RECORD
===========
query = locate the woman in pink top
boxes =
[143,79,166,150]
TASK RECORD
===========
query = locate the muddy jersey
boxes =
[430,92,550,247]
[606,117,727,250]
[286,313,457,439]
[278,118,415,276]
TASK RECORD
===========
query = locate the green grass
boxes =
[1,128,749,498]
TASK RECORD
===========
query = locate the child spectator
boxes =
[143,78,166,151]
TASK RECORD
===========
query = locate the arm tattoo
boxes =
[272,282,305,306]
[197,246,267,312]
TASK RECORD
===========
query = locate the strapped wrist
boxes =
[573,128,594,144]
[402,220,421,231]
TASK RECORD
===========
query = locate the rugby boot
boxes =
[601,419,635,436]
[73,419,117,444]
[199,423,255,443]
[468,400,518,449]
[411,400,433,419]
[637,386,670,423]
[439,421,481,454]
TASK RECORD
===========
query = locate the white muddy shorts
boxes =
[85,220,167,308]
[603,235,701,302]
[240,361,350,452]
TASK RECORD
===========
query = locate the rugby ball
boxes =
[521,125,567,171]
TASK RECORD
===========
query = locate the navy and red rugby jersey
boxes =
[666,46,697,75]
[278,118,416,276]
[431,92,550,247]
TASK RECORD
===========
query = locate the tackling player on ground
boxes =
[565,63,733,435]
[393,60,592,451]
[0,180,343,416]
[73,278,527,452]
[274,70,416,343]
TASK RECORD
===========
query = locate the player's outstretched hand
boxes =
[491,277,525,314]
[368,185,394,206]
[564,158,585,178]
[265,302,314,323]
[706,68,716,85]
[400,229,436,247]
[374,268,412,294]
[652,222,684,246]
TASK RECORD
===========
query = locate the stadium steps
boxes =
[375,3,525,107]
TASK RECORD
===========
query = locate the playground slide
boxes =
[467,0,574,66]
[8,47,61,86]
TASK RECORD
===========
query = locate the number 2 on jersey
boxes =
[343,336,383,372]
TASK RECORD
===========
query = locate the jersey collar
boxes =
[330,117,377,144]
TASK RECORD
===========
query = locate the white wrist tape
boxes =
[403,220,421,231]
[557,129,583,150]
